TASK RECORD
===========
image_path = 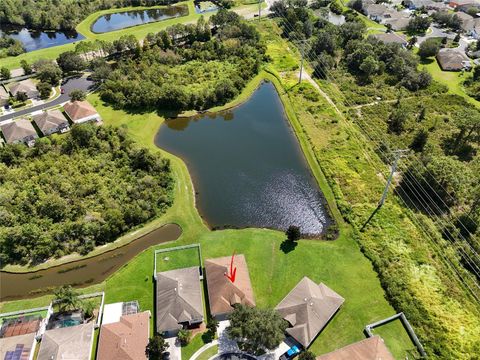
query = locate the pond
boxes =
[155,82,332,235]
[91,5,189,33]
[0,224,181,301]
[0,27,84,53]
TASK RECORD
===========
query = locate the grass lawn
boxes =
[155,245,202,273]
[182,333,212,359]
[419,57,480,108]
[197,345,219,360]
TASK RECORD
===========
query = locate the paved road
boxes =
[0,75,94,122]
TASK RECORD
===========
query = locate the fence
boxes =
[153,243,203,280]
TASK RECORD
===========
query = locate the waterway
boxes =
[91,6,189,33]
[0,224,181,301]
[0,27,84,53]
[155,82,332,235]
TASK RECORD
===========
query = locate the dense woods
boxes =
[0,125,173,265]
[98,11,266,111]
[0,0,181,31]
[0,36,25,58]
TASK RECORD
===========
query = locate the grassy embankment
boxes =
[0,42,414,360]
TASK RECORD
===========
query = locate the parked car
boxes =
[60,87,65,94]
[280,345,300,360]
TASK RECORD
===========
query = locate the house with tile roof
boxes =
[275,277,344,348]
[33,109,70,136]
[1,119,38,145]
[316,336,395,360]
[63,100,100,124]
[9,79,39,99]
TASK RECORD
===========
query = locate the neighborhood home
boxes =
[9,79,39,99]
[456,11,475,31]
[33,109,70,136]
[275,277,344,349]
[1,119,38,146]
[436,48,471,71]
[205,255,256,320]
[37,322,94,360]
[156,266,204,336]
[0,314,42,339]
[449,0,480,10]
[371,32,408,47]
[0,333,36,360]
[97,309,150,360]
[0,85,9,107]
[462,17,480,38]
[316,336,395,360]
[403,0,449,10]
[383,12,411,31]
[364,4,391,22]
[63,100,100,124]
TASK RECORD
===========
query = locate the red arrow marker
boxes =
[225,252,237,283]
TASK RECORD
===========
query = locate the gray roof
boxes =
[365,4,390,16]
[436,48,470,70]
[384,16,411,30]
[0,333,36,360]
[37,322,94,360]
[156,266,203,333]
[275,277,344,348]
[33,109,69,133]
[0,85,8,100]
[371,32,408,45]
[9,79,37,96]
[1,119,37,143]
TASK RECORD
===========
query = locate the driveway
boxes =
[166,336,181,360]
[416,25,456,45]
[0,75,95,123]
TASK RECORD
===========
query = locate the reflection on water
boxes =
[0,27,84,52]
[91,6,189,33]
[156,82,332,235]
[0,224,181,300]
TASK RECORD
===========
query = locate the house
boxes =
[102,301,141,325]
[275,277,344,348]
[436,48,471,70]
[0,85,9,107]
[33,109,70,136]
[383,11,411,30]
[1,119,38,145]
[37,322,94,360]
[449,0,480,9]
[205,255,256,319]
[371,32,408,47]
[97,310,150,360]
[63,100,100,124]
[9,79,39,99]
[403,0,449,10]
[364,4,391,22]
[455,11,475,31]
[156,266,204,336]
[316,336,395,360]
[0,333,37,360]
[462,17,480,37]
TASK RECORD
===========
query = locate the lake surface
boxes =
[91,6,189,33]
[0,224,181,300]
[155,82,332,235]
[0,27,84,52]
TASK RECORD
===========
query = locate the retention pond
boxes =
[155,82,332,235]
[0,224,181,301]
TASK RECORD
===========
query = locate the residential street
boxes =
[0,75,94,123]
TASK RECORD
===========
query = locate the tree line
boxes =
[0,124,173,265]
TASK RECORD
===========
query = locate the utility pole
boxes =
[361,149,409,231]
[298,40,307,84]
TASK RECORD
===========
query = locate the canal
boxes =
[155,82,332,235]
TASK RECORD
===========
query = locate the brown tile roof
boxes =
[37,322,94,360]
[275,277,344,348]
[97,311,150,360]
[436,48,470,71]
[316,336,395,360]
[1,119,38,144]
[205,255,256,317]
[1,319,41,337]
[33,109,69,133]
[63,100,98,122]
[156,267,204,333]
[9,79,37,96]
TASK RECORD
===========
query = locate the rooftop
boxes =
[371,32,408,45]
[0,315,42,338]
[156,266,204,333]
[9,79,37,96]
[0,333,36,360]
[205,255,256,317]
[316,336,395,360]
[63,100,98,121]
[275,277,344,348]
[32,109,69,133]
[1,119,37,144]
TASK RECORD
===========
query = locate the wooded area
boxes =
[0,125,173,265]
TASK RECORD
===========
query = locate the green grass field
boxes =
[197,345,219,360]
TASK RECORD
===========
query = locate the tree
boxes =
[299,351,316,360]
[406,16,431,35]
[453,33,461,43]
[388,106,409,134]
[206,317,219,334]
[20,60,33,75]
[407,36,417,49]
[57,51,87,74]
[473,66,480,81]
[34,60,62,85]
[359,55,379,82]
[15,91,28,102]
[70,89,86,101]
[330,0,343,15]
[286,225,301,241]
[227,305,287,355]
[1,67,11,80]
[410,129,428,152]
[37,82,52,99]
[418,39,439,59]
[177,329,191,345]
[53,285,81,312]
[146,335,168,360]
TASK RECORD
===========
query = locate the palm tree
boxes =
[53,285,81,312]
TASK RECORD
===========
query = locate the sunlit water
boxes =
[0,27,84,52]
[155,82,332,235]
